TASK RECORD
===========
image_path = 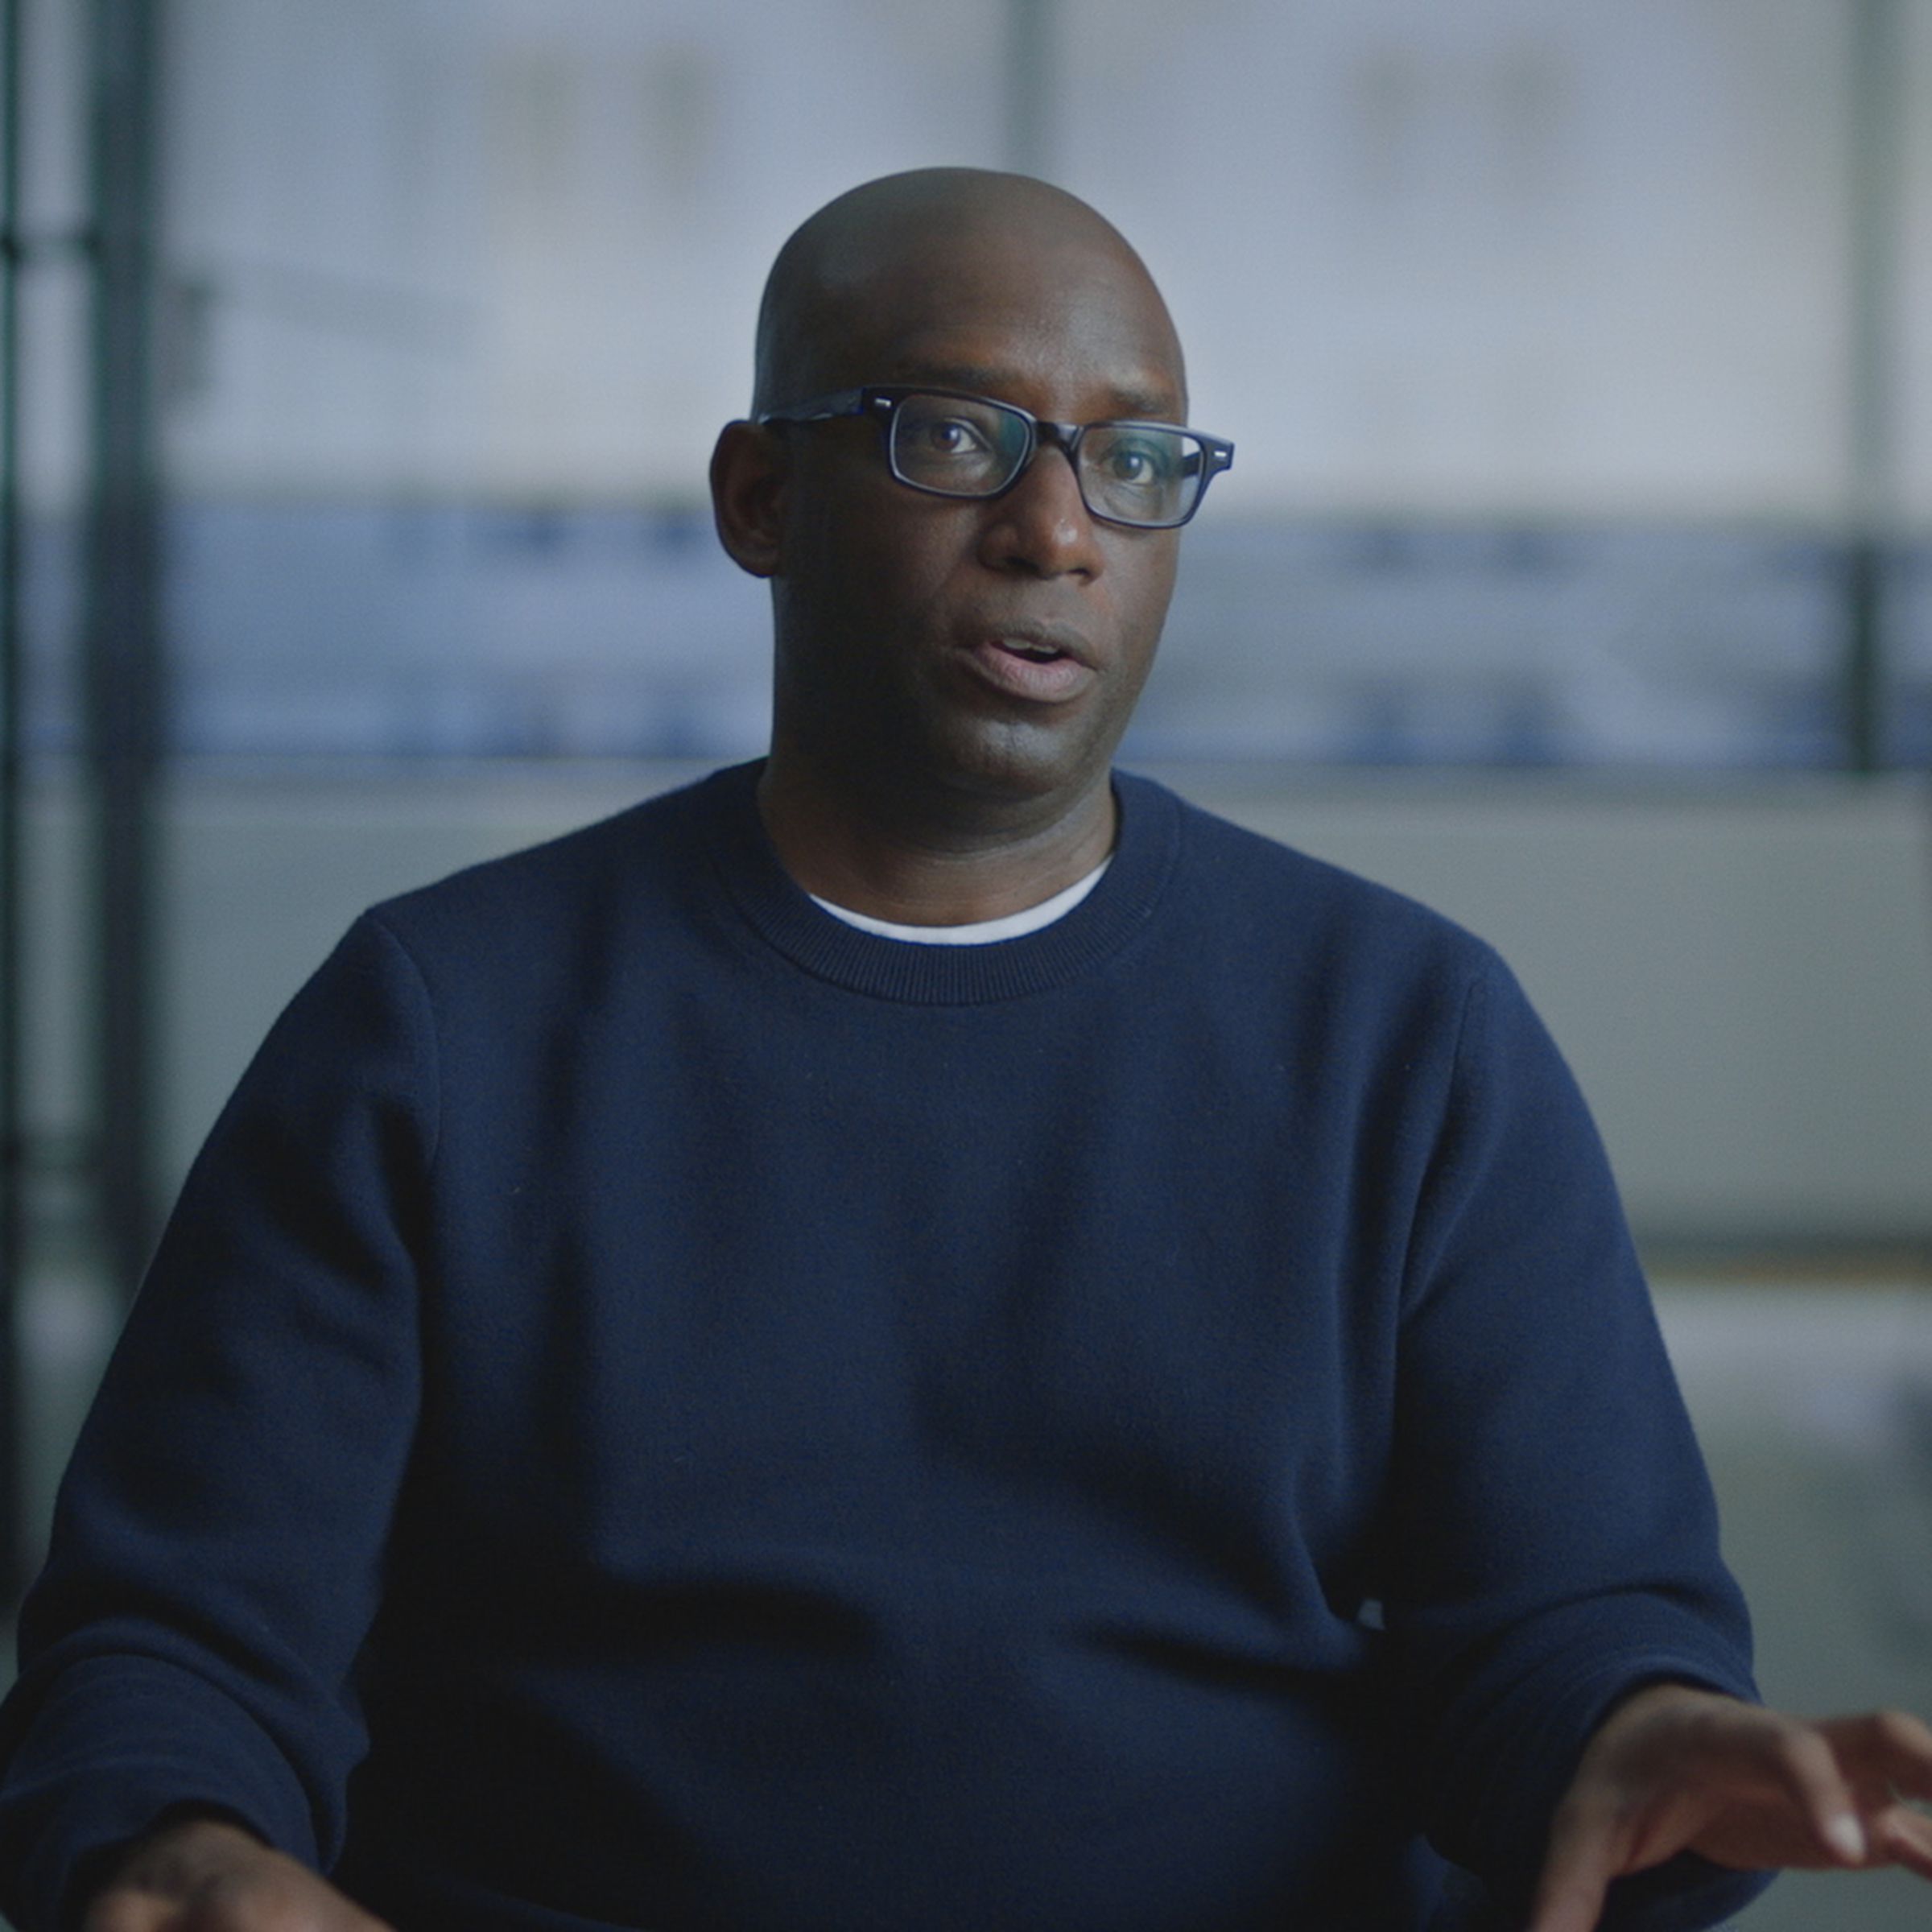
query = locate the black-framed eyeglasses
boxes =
[756,386,1235,530]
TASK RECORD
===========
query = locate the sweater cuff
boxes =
[1437,1644,1761,1920]
[1599,1852,1775,1932]
[0,1657,320,1932]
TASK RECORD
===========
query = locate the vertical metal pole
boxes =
[1,0,28,1604]
[1005,0,1054,180]
[85,0,163,1301]
[1843,539,1883,774]
[1844,0,1901,773]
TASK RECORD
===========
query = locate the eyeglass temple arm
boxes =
[755,388,869,427]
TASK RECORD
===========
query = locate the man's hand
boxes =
[81,1816,393,1932]
[1529,1683,1932,1932]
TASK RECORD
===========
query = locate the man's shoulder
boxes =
[361,762,750,964]
[1129,774,1496,972]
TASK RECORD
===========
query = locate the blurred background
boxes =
[3,2,1932,1924]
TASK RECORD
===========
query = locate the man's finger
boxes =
[84,1893,175,1932]
[1870,1803,1932,1883]
[1823,1708,1932,1804]
[1765,1721,1868,1864]
[1526,1798,1623,1932]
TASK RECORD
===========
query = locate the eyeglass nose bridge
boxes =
[1011,417,1097,507]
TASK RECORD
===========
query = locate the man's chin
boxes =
[923,715,1120,819]
[771,700,1123,840]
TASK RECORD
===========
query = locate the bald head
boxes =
[751,168,1185,419]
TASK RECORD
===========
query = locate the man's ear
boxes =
[709,419,787,579]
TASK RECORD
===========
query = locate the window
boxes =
[18,0,1932,767]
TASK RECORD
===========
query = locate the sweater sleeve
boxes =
[0,914,437,1932]
[1385,954,1771,1931]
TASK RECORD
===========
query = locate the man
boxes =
[2,167,1930,1932]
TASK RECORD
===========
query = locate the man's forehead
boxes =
[812,233,1187,415]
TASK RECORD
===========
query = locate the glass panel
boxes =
[162,0,1006,501]
[1137,519,1846,767]
[1059,0,1859,525]
[124,0,1932,769]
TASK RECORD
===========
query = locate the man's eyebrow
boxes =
[914,365,1185,423]
[1104,389,1187,423]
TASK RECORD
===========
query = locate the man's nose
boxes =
[977,440,1104,579]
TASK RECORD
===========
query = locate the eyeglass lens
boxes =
[887,393,1203,527]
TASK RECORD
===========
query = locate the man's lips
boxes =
[957,623,1097,703]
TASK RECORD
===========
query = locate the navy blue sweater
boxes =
[1,764,1765,1931]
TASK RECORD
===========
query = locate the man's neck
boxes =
[754,757,1117,927]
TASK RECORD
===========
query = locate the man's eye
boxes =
[1100,438,1174,485]
[913,416,989,456]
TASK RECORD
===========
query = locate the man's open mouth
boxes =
[962,628,1092,700]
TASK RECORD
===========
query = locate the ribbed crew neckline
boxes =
[697,760,1181,1005]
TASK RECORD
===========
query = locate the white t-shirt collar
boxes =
[810,857,1111,946]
